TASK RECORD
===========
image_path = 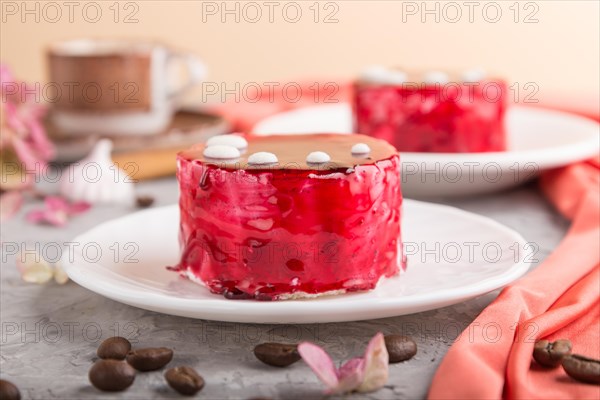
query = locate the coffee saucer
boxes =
[45,109,229,180]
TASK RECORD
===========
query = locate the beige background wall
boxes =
[1,0,599,104]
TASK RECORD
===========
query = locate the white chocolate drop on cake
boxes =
[423,71,449,84]
[206,134,248,150]
[181,134,397,171]
[248,152,278,165]
[360,65,407,85]
[358,67,495,87]
[462,68,487,82]
[203,145,241,159]
[351,143,371,155]
[306,151,331,164]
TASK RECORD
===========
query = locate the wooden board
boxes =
[46,109,230,180]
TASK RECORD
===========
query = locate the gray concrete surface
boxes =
[0,179,569,399]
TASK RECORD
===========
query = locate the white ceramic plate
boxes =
[253,104,599,198]
[62,201,530,324]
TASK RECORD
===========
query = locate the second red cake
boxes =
[171,133,404,300]
[354,68,507,153]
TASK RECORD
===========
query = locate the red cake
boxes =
[171,133,404,300]
[353,67,507,153]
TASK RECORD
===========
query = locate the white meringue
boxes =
[59,139,135,205]
[306,151,331,164]
[361,66,407,85]
[361,65,388,80]
[248,152,278,164]
[462,68,487,82]
[206,134,248,150]
[351,143,371,155]
[203,145,241,159]
[424,71,449,84]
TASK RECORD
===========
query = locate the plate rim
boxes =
[252,103,600,170]
[62,201,531,323]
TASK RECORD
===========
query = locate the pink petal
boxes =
[0,63,15,85]
[334,357,366,394]
[44,196,69,212]
[26,117,55,160]
[26,208,67,227]
[339,357,365,378]
[297,342,339,390]
[5,102,27,134]
[0,63,15,83]
[67,201,91,215]
[10,135,41,172]
[356,333,389,393]
[42,209,68,227]
[28,200,64,227]
[26,196,88,227]
[0,191,23,221]
[25,209,45,223]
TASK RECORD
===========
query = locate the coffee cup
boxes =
[47,38,206,136]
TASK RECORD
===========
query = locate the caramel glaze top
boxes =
[179,133,398,171]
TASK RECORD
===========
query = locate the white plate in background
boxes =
[62,202,530,324]
[253,104,599,197]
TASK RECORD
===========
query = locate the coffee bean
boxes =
[253,343,300,367]
[126,347,173,371]
[384,335,417,363]
[562,354,600,384]
[89,359,136,392]
[165,366,205,396]
[136,196,155,208]
[533,339,572,368]
[0,380,21,400]
[97,337,132,360]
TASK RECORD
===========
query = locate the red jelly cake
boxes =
[354,67,507,153]
[171,133,404,300]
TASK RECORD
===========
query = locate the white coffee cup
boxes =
[48,39,206,136]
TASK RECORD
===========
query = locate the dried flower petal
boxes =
[45,196,69,211]
[297,342,339,390]
[16,252,53,284]
[356,333,389,393]
[53,263,69,284]
[298,332,389,394]
[65,200,91,215]
[1,63,55,188]
[10,128,45,172]
[335,357,366,394]
[42,209,68,226]
[26,114,54,160]
[25,209,47,222]
[25,196,90,227]
[0,64,15,86]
